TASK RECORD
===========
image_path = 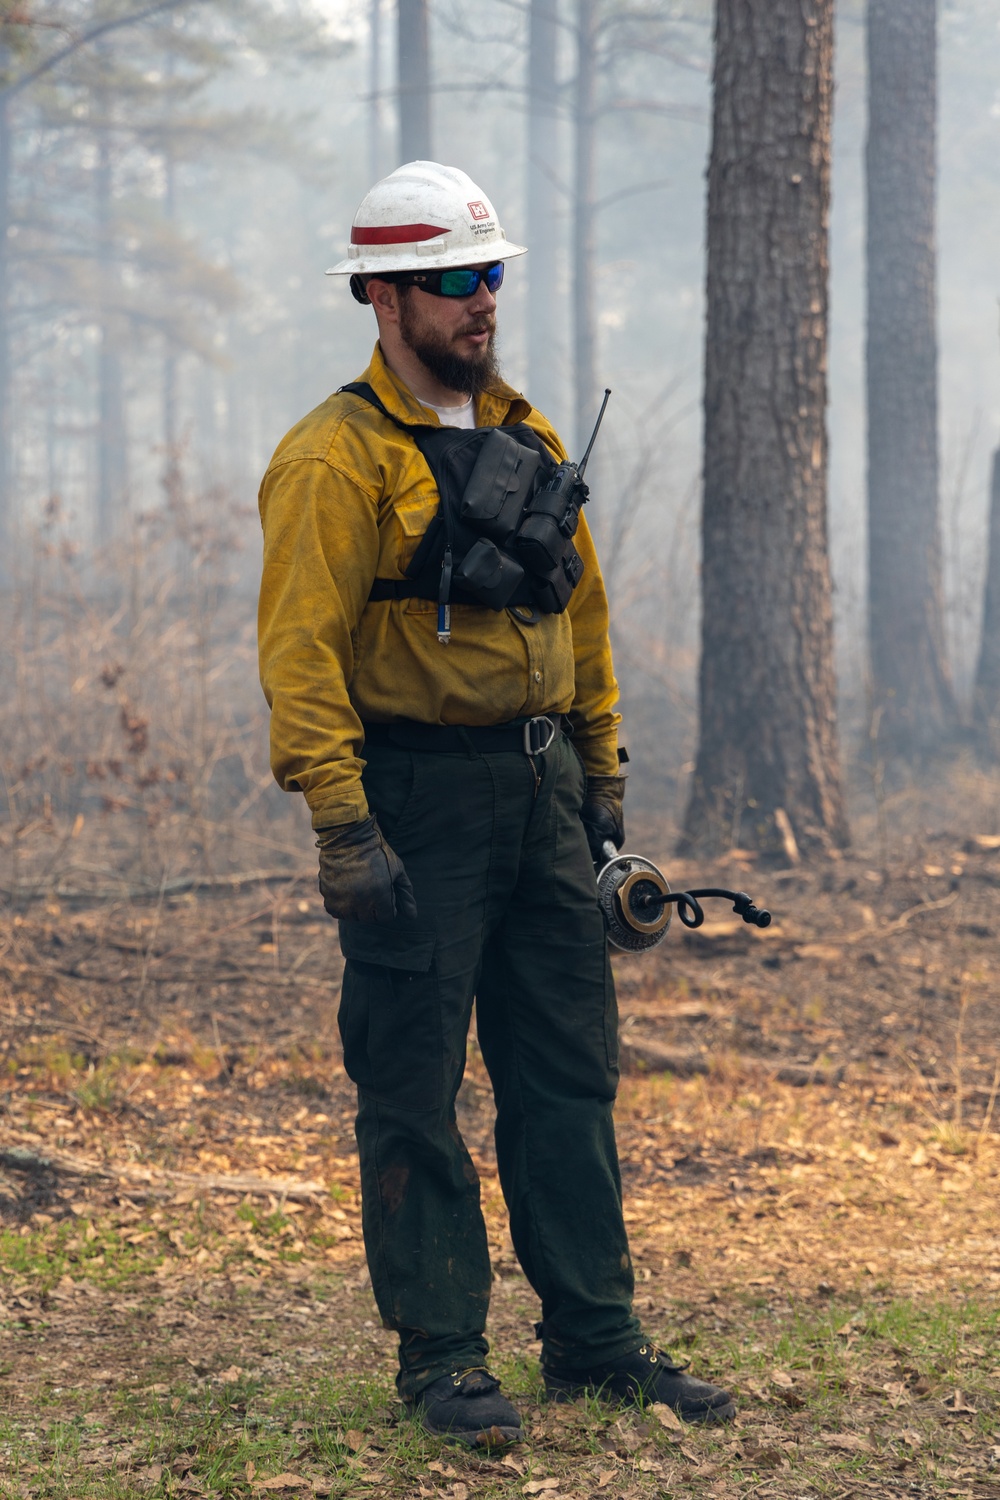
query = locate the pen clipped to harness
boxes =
[595,840,771,954]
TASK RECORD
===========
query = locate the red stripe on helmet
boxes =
[351,223,450,245]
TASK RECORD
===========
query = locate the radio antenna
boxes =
[577,388,612,479]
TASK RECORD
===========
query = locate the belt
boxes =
[361,714,563,756]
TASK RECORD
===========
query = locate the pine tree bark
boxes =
[682,0,847,859]
[527,0,561,427]
[397,0,431,163]
[866,0,955,754]
[973,447,1000,751]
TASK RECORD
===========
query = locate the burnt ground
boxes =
[0,810,999,1498]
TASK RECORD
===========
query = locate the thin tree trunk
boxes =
[162,139,180,503]
[369,0,383,184]
[572,0,597,456]
[973,447,1000,751]
[397,0,430,163]
[866,0,955,755]
[682,0,847,859]
[0,85,12,571]
[95,113,127,547]
[528,0,561,426]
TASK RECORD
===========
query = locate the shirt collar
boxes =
[360,341,533,428]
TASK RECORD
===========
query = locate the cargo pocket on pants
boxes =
[337,923,444,1113]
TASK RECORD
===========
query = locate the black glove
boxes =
[316,815,418,923]
[580,774,626,865]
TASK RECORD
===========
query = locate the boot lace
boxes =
[450,1366,501,1394]
[638,1343,689,1373]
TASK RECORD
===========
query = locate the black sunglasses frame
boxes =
[380,262,505,298]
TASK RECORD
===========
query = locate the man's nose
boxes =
[466,280,496,313]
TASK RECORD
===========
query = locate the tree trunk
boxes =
[95,113,127,547]
[682,0,847,859]
[0,87,11,573]
[866,0,955,755]
[162,138,180,503]
[397,0,431,163]
[973,447,1000,751]
[572,0,597,456]
[369,0,384,184]
[527,0,561,428]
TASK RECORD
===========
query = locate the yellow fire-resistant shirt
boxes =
[257,343,623,829]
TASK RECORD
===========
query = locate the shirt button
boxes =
[533,671,542,682]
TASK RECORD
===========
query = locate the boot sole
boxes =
[543,1375,736,1425]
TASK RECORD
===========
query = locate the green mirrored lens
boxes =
[439,270,481,297]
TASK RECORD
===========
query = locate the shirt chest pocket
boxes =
[380,487,440,576]
[395,496,439,537]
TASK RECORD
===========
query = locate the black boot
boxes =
[543,1343,736,1424]
[405,1367,523,1448]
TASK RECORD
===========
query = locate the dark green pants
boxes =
[337,732,642,1399]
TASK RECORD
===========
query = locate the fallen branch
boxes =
[863,889,960,939]
[7,959,340,992]
[0,1146,327,1203]
[0,869,312,906]
[620,1038,844,1087]
[621,1040,708,1076]
[793,890,961,951]
[617,1046,999,1111]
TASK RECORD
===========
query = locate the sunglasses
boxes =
[386,262,504,298]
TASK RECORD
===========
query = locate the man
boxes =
[257,161,734,1447]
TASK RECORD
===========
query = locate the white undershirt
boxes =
[419,396,476,429]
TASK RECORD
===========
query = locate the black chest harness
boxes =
[341,381,603,643]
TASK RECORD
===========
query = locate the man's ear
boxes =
[365,278,401,324]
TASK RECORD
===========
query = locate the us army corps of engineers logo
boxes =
[467,200,496,237]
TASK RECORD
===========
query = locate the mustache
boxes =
[456,319,495,337]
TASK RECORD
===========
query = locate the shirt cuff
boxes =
[571,731,622,778]
[307,787,370,830]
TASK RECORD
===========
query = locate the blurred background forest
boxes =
[2,0,999,894]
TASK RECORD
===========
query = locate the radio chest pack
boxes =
[341,382,610,642]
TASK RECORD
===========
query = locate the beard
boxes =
[397,289,501,398]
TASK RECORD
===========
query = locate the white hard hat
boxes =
[326,161,527,277]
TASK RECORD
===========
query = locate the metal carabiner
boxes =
[522,715,557,756]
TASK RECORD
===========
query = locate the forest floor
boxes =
[1,788,999,1499]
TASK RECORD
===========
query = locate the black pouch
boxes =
[516,469,586,575]
[452,537,527,609]
[530,544,585,614]
[459,429,542,548]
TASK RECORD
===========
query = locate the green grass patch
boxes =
[0,1291,996,1497]
[0,1214,264,1291]
[0,1219,164,1290]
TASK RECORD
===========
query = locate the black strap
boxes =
[340,381,460,604]
[368,578,417,602]
[339,380,434,434]
[367,575,499,607]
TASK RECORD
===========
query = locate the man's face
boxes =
[396,265,500,398]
